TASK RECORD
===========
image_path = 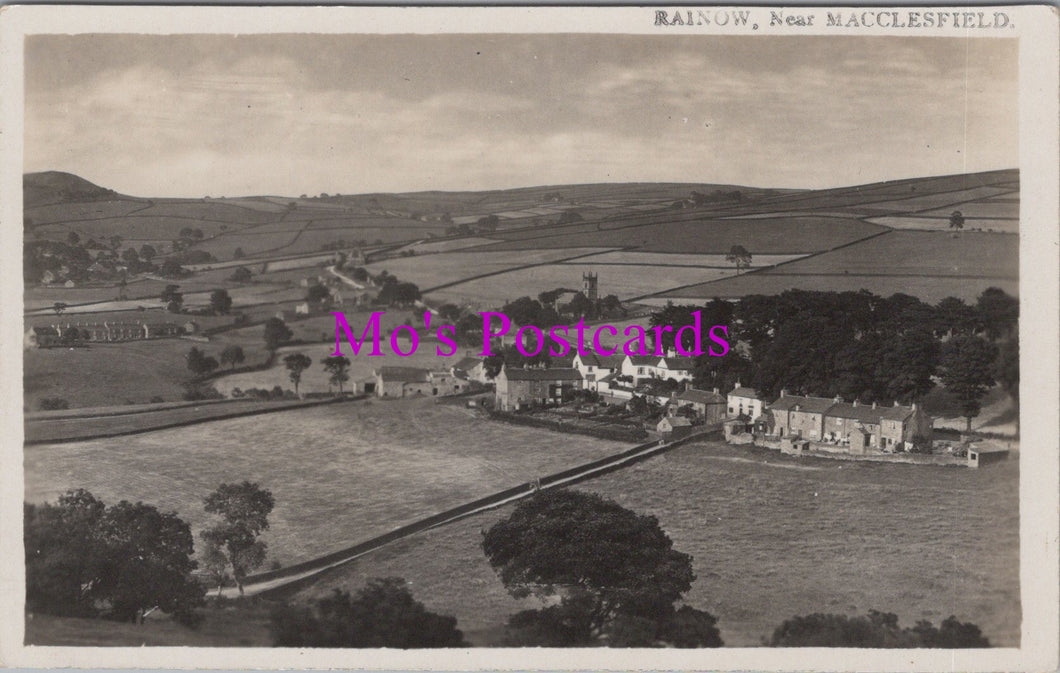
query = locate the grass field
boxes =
[866,216,1019,234]
[25,606,272,647]
[24,399,627,567]
[295,439,1019,648]
[559,251,809,268]
[367,248,611,291]
[479,216,886,255]
[24,340,198,409]
[663,273,1018,305]
[431,263,738,304]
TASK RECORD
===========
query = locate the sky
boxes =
[25,34,1018,197]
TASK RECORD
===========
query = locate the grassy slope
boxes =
[294,440,1019,648]
[24,399,627,567]
[24,606,272,647]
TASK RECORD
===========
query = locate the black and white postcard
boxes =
[0,5,1057,671]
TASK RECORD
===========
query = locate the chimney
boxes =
[780,389,787,398]
[911,402,918,411]
[713,387,720,395]
[872,401,877,409]
[894,400,899,407]
[835,395,843,404]
[734,381,741,389]
[852,399,858,407]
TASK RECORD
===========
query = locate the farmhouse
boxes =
[657,415,693,439]
[727,382,764,420]
[672,387,727,424]
[620,353,695,385]
[373,366,464,398]
[451,356,488,384]
[572,350,625,390]
[769,392,933,453]
[494,365,583,411]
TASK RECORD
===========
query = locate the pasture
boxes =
[367,248,612,291]
[664,273,1018,305]
[296,439,1019,648]
[24,340,197,409]
[866,216,1019,234]
[479,215,886,255]
[430,263,738,304]
[24,399,627,566]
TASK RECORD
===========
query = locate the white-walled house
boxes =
[727,382,763,420]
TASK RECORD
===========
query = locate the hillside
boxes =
[24,171,121,209]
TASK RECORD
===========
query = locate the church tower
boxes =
[582,272,599,303]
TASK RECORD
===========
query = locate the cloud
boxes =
[24,35,1017,196]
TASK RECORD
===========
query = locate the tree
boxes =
[160,284,183,313]
[209,289,233,315]
[66,231,80,246]
[186,347,219,378]
[160,258,186,278]
[306,283,331,305]
[283,353,312,395]
[939,334,998,431]
[139,243,157,261]
[233,247,245,260]
[25,489,204,625]
[769,610,988,648]
[270,578,466,648]
[949,210,965,234]
[219,344,246,370]
[321,355,351,394]
[122,247,140,267]
[52,302,67,316]
[976,287,1018,340]
[200,481,275,595]
[482,489,720,647]
[725,245,752,275]
[263,317,293,352]
[230,266,253,283]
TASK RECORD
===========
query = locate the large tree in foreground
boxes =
[938,334,998,431]
[200,481,275,595]
[25,489,204,625]
[269,578,466,648]
[482,489,722,647]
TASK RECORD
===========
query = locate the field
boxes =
[24,340,201,409]
[24,399,627,567]
[659,231,1018,304]
[557,251,809,268]
[25,608,272,647]
[295,440,1020,648]
[366,248,611,291]
[430,263,739,304]
[661,274,1018,305]
[866,216,1019,234]
[479,215,886,255]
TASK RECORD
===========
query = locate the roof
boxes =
[662,416,692,427]
[575,350,625,370]
[827,402,888,424]
[376,366,430,383]
[625,354,659,366]
[30,326,58,336]
[728,386,760,399]
[503,367,583,382]
[550,353,576,368]
[452,356,483,371]
[677,388,726,405]
[660,356,697,371]
[768,395,835,414]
